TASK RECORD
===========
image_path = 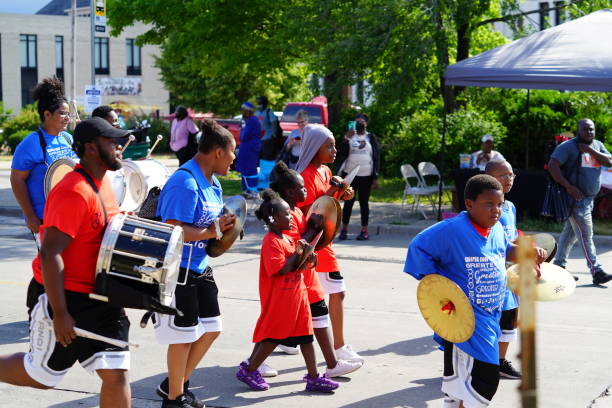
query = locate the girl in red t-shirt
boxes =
[294,124,364,364]
[236,190,339,392]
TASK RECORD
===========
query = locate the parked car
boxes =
[279,96,329,137]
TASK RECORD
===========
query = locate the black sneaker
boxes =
[593,271,612,285]
[157,379,204,408]
[355,231,369,241]
[338,230,348,240]
[161,394,194,408]
[499,359,521,379]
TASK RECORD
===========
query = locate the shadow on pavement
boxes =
[337,376,440,408]
[358,336,439,357]
[0,320,29,345]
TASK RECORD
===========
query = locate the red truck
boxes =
[279,96,329,137]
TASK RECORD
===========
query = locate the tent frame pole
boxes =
[438,108,448,221]
[524,89,531,169]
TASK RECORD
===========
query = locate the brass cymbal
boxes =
[531,233,557,262]
[506,262,576,301]
[305,196,341,251]
[206,195,247,258]
[417,274,475,343]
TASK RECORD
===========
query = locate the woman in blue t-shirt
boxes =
[10,77,76,235]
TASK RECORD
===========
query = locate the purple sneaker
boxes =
[304,373,339,392]
[236,361,270,391]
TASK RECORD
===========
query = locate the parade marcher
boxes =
[295,124,364,365]
[92,105,121,128]
[280,109,307,170]
[261,161,362,377]
[154,119,237,408]
[236,190,340,393]
[549,119,612,285]
[170,106,200,166]
[404,175,546,407]
[485,160,521,379]
[471,134,505,172]
[336,113,380,241]
[236,102,261,198]
[11,76,77,238]
[0,117,132,408]
[255,96,279,190]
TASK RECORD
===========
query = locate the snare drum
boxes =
[44,158,78,198]
[120,159,170,212]
[95,214,184,313]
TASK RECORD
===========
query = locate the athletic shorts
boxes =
[153,267,222,344]
[442,340,499,408]
[262,335,314,348]
[499,308,518,343]
[310,299,330,329]
[317,271,346,294]
[24,281,130,387]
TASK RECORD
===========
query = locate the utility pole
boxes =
[70,0,76,104]
[90,0,95,86]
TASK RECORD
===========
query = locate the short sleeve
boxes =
[11,132,40,171]
[597,141,610,155]
[299,169,318,208]
[188,119,198,134]
[403,228,445,280]
[263,237,289,277]
[158,174,198,224]
[551,142,572,166]
[43,189,89,238]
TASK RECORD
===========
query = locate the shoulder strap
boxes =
[75,168,108,226]
[37,129,48,165]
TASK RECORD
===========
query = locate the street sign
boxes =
[94,0,106,33]
[84,85,102,114]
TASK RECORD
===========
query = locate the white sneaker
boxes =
[277,345,299,355]
[324,359,363,378]
[335,344,364,364]
[246,359,278,377]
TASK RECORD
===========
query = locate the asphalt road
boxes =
[1,223,612,407]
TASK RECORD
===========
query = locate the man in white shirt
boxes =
[472,134,505,171]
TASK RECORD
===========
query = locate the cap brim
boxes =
[100,126,131,139]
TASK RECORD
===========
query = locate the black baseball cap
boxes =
[74,117,131,145]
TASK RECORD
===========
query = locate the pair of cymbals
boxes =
[305,196,341,251]
[206,196,247,258]
[506,262,576,301]
[531,233,557,263]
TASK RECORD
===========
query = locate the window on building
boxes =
[20,34,37,106]
[554,1,566,25]
[126,39,141,76]
[55,35,64,80]
[94,37,109,75]
[539,2,550,31]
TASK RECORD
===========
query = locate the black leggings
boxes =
[342,175,373,226]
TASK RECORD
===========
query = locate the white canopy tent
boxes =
[445,9,612,91]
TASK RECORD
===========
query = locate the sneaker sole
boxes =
[260,371,278,377]
[325,363,363,378]
[499,372,521,380]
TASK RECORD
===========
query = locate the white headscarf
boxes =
[296,124,334,174]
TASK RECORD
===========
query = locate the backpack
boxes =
[137,168,195,221]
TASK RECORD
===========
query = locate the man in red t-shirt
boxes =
[0,117,132,408]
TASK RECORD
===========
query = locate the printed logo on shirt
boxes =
[464,254,505,312]
[581,153,601,168]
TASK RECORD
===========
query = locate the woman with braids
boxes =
[11,76,77,237]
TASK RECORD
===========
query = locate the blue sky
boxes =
[0,0,50,14]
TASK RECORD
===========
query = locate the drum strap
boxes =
[75,168,108,226]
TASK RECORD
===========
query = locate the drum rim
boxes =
[96,212,127,276]
[44,158,77,198]
[160,225,185,305]
[120,160,147,211]
[106,169,127,206]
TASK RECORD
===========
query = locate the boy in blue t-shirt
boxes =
[404,175,545,408]
[485,160,521,380]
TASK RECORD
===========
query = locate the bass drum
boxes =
[121,159,170,212]
[44,158,78,198]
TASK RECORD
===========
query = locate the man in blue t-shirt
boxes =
[153,120,237,408]
[548,119,612,285]
[255,95,279,190]
[404,175,546,408]
[236,102,261,198]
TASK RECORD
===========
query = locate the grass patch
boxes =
[370,177,453,205]
[217,171,243,196]
[519,217,612,235]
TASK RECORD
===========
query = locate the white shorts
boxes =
[310,300,330,329]
[317,271,346,294]
[442,342,499,408]
[24,293,130,387]
[153,296,223,345]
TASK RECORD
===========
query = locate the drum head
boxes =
[532,233,557,262]
[206,196,247,258]
[305,196,342,251]
[106,169,127,206]
[507,262,576,301]
[120,160,147,212]
[417,274,475,343]
[44,158,77,198]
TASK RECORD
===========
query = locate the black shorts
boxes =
[310,299,329,317]
[25,280,130,386]
[263,335,314,348]
[500,308,518,331]
[173,267,220,327]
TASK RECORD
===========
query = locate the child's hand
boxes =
[307,252,318,268]
[219,213,237,233]
[307,214,324,231]
[341,186,354,201]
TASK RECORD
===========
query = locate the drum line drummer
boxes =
[152,120,236,408]
[404,175,546,408]
[10,76,77,241]
[0,117,133,407]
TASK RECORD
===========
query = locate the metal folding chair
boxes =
[400,164,438,219]
[417,162,455,206]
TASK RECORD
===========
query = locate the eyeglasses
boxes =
[496,174,515,180]
[55,110,72,118]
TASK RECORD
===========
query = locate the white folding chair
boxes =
[400,164,438,218]
[417,162,455,207]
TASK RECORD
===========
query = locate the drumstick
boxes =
[74,327,139,348]
[147,135,164,159]
[121,135,136,153]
